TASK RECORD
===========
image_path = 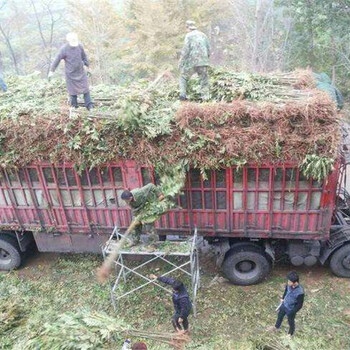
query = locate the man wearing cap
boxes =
[121,183,164,245]
[179,20,210,101]
[49,32,93,111]
[149,274,192,333]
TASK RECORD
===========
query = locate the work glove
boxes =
[48,71,54,80]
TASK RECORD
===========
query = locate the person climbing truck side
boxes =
[179,20,210,102]
[121,183,164,245]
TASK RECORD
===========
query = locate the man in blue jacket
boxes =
[271,271,304,335]
[149,274,192,332]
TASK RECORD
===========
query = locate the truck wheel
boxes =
[330,244,350,278]
[222,247,271,285]
[0,235,21,270]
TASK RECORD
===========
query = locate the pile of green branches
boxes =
[209,68,316,102]
[15,311,188,350]
[137,164,186,224]
[23,312,126,350]
[0,68,340,183]
[299,155,335,182]
[251,333,332,350]
[0,301,25,334]
[124,239,192,254]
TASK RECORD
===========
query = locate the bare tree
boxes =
[0,0,20,73]
[0,22,20,74]
[0,0,7,10]
[68,0,124,84]
[229,0,290,72]
[29,0,62,76]
[251,0,276,72]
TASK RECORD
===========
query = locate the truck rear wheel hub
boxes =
[237,260,255,272]
[343,255,350,270]
[0,248,11,263]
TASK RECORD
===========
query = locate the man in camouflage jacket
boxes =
[121,183,164,244]
[179,20,210,101]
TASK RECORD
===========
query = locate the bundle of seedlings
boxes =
[208,68,316,102]
[174,91,340,171]
[22,311,189,350]
[0,301,25,334]
[0,68,341,181]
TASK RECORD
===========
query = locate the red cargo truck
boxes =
[0,159,350,285]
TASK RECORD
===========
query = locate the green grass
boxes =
[0,252,349,349]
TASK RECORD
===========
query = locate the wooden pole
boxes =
[96,218,140,283]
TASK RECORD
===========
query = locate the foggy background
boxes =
[0,0,349,96]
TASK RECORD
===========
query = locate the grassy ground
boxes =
[0,251,349,350]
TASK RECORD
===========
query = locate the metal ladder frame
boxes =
[102,226,200,316]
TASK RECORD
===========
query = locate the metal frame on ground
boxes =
[102,226,200,315]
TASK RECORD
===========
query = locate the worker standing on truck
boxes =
[121,183,164,245]
[270,271,305,335]
[179,20,210,102]
[49,32,94,111]
[149,274,192,333]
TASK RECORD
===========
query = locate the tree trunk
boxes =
[306,0,316,67]
[251,0,261,71]
[0,24,20,74]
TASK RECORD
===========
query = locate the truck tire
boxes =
[330,244,350,278]
[0,235,21,270]
[222,247,271,285]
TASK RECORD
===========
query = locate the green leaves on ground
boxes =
[23,312,128,350]
[0,301,25,334]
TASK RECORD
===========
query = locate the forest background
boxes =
[0,0,349,97]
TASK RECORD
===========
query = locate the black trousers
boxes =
[172,313,189,331]
[70,92,93,110]
[275,305,296,335]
